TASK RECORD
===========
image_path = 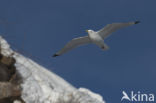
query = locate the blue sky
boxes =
[0,0,156,102]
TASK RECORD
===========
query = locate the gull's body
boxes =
[53,21,140,57]
[88,30,108,50]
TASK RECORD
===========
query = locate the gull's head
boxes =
[86,30,94,34]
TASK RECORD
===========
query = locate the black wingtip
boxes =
[52,54,59,57]
[134,21,140,24]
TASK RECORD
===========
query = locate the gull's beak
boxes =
[85,30,88,33]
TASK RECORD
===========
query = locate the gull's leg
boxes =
[101,46,105,50]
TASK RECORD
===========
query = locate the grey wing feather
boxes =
[97,21,136,39]
[55,36,91,56]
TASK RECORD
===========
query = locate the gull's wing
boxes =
[53,36,91,57]
[97,21,140,39]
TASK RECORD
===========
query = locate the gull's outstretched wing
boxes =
[53,36,91,57]
[97,21,140,39]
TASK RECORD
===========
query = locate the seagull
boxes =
[53,21,140,57]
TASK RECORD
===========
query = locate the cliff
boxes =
[0,36,105,103]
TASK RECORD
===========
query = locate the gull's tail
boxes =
[101,43,109,50]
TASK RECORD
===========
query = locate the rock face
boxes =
[0,36,106,103]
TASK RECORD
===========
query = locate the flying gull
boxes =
[53,21,140,57]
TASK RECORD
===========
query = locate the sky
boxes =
[0,0,156,102]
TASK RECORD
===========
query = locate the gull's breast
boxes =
[88,32,104,46]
